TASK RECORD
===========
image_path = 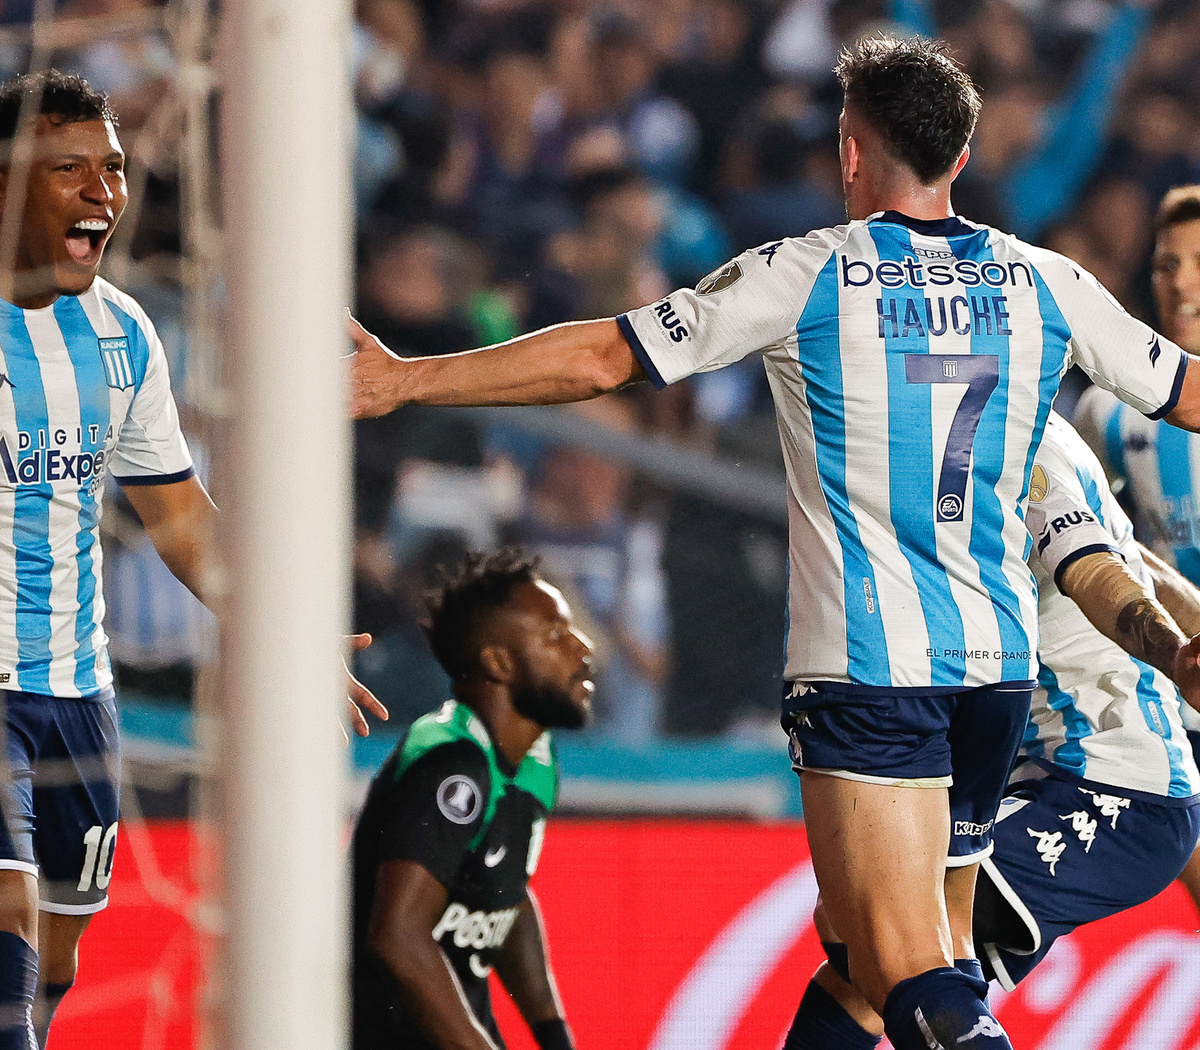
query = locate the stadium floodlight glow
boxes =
[217,0,353,1047]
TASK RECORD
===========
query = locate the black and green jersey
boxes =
[351,699,559,1050]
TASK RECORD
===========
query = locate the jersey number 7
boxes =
[905,354,1000,523]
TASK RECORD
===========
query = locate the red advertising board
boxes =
[53,819,1200,1049]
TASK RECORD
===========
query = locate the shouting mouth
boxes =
[65,218,110,268]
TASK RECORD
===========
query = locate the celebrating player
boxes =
[785,413,1200,1046]
[349,36,1200,1050]
[0,70,385,1049]
[1074,184,1200,911]
[352,550,591,1050]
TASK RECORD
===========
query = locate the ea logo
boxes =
[938,494,964,521]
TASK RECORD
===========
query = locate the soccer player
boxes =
[351,550,591,1050]
[0,71,385,1048]
[349,37,1200,1050]
[1074,184,1200,909]
[784,412,1200,1046]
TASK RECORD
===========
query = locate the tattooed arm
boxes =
[1060,551,1200,708]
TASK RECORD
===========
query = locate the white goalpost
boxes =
[217,0,353,1046]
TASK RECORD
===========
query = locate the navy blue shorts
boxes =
[978,772,1200,990]
[0,689,121,914]
[782,681,1032,863]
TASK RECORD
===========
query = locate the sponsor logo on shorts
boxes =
[1079,789,1130,829]
[953,819,993,838]
[1028,828,1066,875]
[1059,810,1098,853]
[432,902,520,951]
[436,775,482,825]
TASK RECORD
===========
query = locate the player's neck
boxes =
[852,181,956,223]
[462,688,544,767]
[0,267,61,310]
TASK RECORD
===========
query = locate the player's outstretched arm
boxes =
[121,475,217,604]
[367,859,501,1050]
[121,477,388,736]
[348,313,645,419]
[492,890,574,1050]
[1059,550,1200,707]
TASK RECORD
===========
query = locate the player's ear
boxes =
[949,144,970,181]
[478,644,515,685]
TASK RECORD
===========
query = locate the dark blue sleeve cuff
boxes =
[1146,353,1188,421]
[616,313,668,389]
[113,466,197,487]
[1053,542,1123,593]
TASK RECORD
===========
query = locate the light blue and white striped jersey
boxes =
[619,211,1187,692]
[1022,413,1199,800]
[1076,385,1200,585]
[0,278,193,697]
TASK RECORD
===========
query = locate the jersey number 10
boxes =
[905,354,1000,523]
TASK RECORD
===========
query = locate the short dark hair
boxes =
[0,70,116,144]
[423,549,541,680]
[1157,186,1200,234]
[836,35,980,184]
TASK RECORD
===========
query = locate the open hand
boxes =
[344,632,389,740]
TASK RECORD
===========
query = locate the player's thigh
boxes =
[976,777,1200,989]
[787,689,959,930]
[800,771,952,1001]
[944,682,1031,867]
[32,695,120,919]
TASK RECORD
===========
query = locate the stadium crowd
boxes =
[19,0,1200,740]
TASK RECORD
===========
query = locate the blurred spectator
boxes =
[59,0,173,136]
[510,395,668,742]
[720,112,844,251]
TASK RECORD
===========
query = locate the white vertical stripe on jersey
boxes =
[23,307,86,695]
[766,346,852,682]
[837,239,933,684]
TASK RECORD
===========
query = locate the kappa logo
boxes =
[436,775,482,825]
[1059,810,1097,853]
[958,1015,1006,1041]
[1079,789,1130,829]
[1149,336,1162,366]
[1028,828,1066,875]
[758,241,783,266]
